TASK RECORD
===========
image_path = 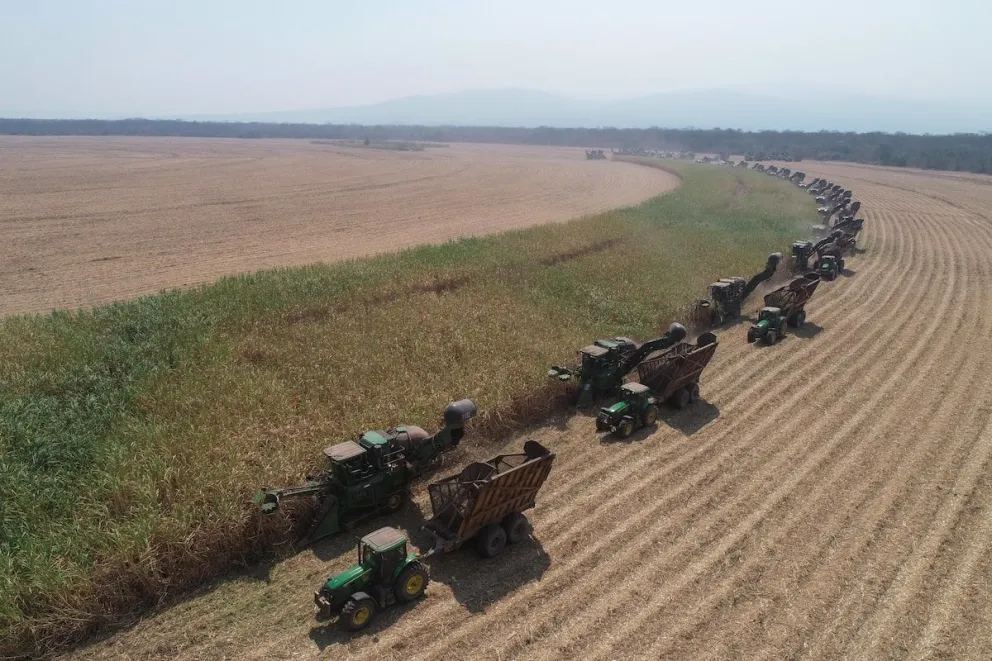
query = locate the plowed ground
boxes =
[0,138,676,316]
[65,162,992,661]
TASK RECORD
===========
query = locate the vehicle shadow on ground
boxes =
[792,322,825,339]
[841,268,857,277]
[420,535,551,613]
[660,400,720,436]
[308,592,424,650]
[310,500,429,563]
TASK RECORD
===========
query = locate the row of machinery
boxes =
[259,164,867,632]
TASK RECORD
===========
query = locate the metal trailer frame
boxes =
[632,333,719,404]
[423,441,555,555]
[763,272,821,317]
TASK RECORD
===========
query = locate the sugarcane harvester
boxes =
[747,273,821,345]
[548,323,688,406]
[695,252,783,326]
[256,399,478,546]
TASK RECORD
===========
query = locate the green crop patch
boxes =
[0,162,815,657]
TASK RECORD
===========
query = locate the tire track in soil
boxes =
[642,192,992,660]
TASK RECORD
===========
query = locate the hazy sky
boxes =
[2,0,990,116]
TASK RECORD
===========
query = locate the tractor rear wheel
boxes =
[395,562,429,603]
[764,329,777,345]
[340,596,377,632]
[475,524,507,558]
[672,387,691,410]
[503,512,530,544]
[642,405,658,426]
[777,322,787,339]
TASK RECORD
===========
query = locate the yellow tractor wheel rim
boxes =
[352,606,371,625]
[646,410,656,423]
[405,574,425,595]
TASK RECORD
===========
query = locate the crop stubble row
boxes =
[64,162,992,661]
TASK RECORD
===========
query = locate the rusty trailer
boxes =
[763,272,821,318]
[632,332,718,409]
[422,440,555,558]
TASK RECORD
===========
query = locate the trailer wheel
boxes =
[795,310,806,327]
[642,405,658,426]
[838,259,845,271]
[688,383,701,403]
[672,387,691,410]
[475,524,507,558]
[395,562,429,602]
[340,596,377,632]
[503,512,530,544]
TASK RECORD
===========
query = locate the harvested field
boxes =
[0,138,677,316]
[62,161,992,660]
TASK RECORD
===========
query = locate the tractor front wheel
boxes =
[476,523,508,558]
[503,512,530,544]
[340,596,377,632]
[615,418,635,438]
[642,405,658,427]
[395,563,429,603]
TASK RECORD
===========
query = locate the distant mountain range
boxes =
[176,89,992,134]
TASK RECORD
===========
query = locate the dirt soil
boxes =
[62,161,992,660]
[0,138,677,316]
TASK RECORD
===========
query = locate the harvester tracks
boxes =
[64,163,992,661]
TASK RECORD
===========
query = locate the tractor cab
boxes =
[359,527,409,585]
[758,307,782,324]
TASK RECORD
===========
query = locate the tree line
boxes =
[2,118,991,174]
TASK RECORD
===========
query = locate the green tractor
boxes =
[817,254,842,281]
[314,527,428,632]
[595,382,659,438]
[747,307,789,345]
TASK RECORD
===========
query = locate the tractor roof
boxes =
[324,440,366,462]
[621,382,651,395]
[761,306,781,314]
[361,526,407,552]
